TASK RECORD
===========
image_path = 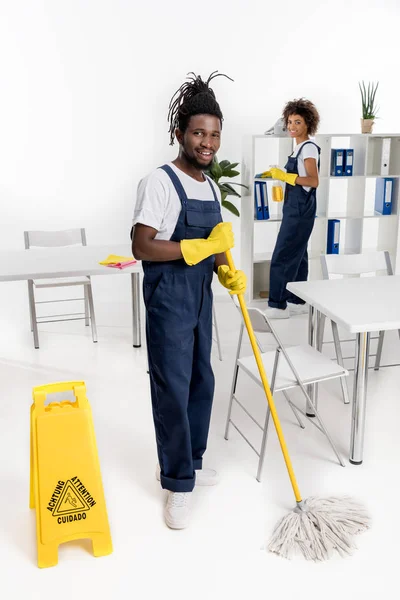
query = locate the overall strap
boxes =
[160,165,219,204]
[159,164,188,206]
[203,175,219,202]
[295,141,321,170]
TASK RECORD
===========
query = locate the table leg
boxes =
[350,332,370,464]
[307,305,319,416]
[28,280,39,349]
[131,272,141,347]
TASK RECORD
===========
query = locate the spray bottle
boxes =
[271,165,284,202]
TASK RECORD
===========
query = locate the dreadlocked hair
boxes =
[282,98,320,136]
[167,71,233,145]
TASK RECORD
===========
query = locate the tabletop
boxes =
[0,244,141,282]
[287,276,400,333]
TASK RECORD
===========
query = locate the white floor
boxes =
[1,284,399,600]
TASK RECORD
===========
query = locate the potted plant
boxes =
[359,81,379,133]
[205,157,248,217]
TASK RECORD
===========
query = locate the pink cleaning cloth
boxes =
[106,260,137,269]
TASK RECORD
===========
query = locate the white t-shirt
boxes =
[290,140,319,192]
[132,162,221,241]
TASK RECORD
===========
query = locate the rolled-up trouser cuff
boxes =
[268,300,287,309]
[193,458,203,470]
[161,473,195,493]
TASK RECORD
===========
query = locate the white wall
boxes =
[1,0,399,301]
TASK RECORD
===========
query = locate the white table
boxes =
[287,276,400,464]
[0,244,142,347]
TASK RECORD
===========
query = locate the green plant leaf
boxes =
[218,160,230,171]
[221,162,239,175]
[219,183,241,197]
[210,158,222,180]
[205,158,244,216]
[222,169,240,178]
[359,80,379,118]
[225,181,248,189]
[205,156,222,182]
[222,199,240,217]
[222,200,240,217]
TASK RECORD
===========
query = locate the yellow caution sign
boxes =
[30,381,113,568]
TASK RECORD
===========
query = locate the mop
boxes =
[225,250,370,561]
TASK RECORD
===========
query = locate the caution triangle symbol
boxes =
[53,481,90,516]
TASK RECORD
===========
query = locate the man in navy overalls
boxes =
[257,100,321,319]
[131,73,246,529]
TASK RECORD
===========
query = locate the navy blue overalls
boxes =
[142,164,222,493]
[268,141,320,309]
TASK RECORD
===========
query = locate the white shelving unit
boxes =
[241,133,400,302]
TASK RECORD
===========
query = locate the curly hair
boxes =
[282,98,320,136]
[167,71,233,145]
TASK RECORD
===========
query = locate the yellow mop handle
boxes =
[226,250,302,503]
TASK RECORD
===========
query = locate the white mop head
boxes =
[268,496,371,561]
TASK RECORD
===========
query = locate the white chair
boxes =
[212,303,223,361]
[24,228,97,349]
[319,251,399,404]
[224,304,348,481]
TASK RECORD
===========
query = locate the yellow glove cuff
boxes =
[180,239,209,266]
[286,172,298,186]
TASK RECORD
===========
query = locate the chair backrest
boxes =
[230,296,311,390]
[320,251,393,279]
[24,228,87,249]
[245,307,273,334]
[230,297,272,334]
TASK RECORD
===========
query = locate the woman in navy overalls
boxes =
[260,99,321,319]
[132,73,246,529]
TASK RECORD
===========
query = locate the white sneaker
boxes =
[164,491,191,529]
[156,464,219,486]
[194,468,219,486]
[264,307,290,319]
[288,302,308,315]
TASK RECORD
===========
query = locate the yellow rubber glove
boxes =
[181,222,234,266]
[256,170,272,178]
[217,265,247,295]
[269,167,298,186]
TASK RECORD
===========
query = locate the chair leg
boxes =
[224,325,244,440]
[317,313,326,351]
[212,303,223,361]
[276,337,346,466]
[28,280,39,349]
[256,351,280,482]
[86,283,98,343]
[299,384,345,467]
[331,321,350,404]
[307,306,319,415]
[84,286,90,327]
[224,365,239,441]
[374,331,385,371]
[27,281,34,332]
[256,405,271,482]
[282,390,305,429]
